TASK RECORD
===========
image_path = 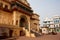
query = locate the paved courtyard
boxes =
[17,33,60,40]
[1,33,60,40]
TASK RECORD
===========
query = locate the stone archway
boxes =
[20,17,26,27]
[19,15,28,36]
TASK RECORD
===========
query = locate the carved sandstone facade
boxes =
[0,0,40,37]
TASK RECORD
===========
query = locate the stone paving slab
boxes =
[1,33,60,40]
[16,33,60,40]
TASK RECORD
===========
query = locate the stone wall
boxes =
[30,14,40,32]
[12,11,31,37]
[0,10,13,25]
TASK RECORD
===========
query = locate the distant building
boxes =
[53,16,60,32]
[43,16,60,33]
[41,26,49,34]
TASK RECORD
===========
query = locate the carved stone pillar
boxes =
[13,11,16,25]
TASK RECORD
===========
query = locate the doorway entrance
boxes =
[19,16,28,36]
[9,30,13,37]
[20,30,25,36]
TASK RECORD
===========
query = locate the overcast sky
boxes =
[28,0,60,26]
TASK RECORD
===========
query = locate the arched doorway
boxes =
[19,15,28,36]
[20,17,26,27]
[9,30,13,37]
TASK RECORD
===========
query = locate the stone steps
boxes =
[23,27,35,37]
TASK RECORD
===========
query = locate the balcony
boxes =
[11,2,33,15]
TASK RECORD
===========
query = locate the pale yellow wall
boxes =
[32,14,39,20]
[30,20,39,30]
[0,0,12,25]
[0,0,40,37]
[12,11,31,37]
[0,10,31,37]
[0,10,13,25]
[30,14,40,32]
[13,11,31,27]
[0,0,11,9]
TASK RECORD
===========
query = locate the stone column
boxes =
[3,4,5,8]
[28,19,30,33]
[26,18,31,37]
[13,11,16,25]
[12,11,16,37]
[37,24,39,32]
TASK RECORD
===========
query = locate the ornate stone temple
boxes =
[0,0,40,38]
